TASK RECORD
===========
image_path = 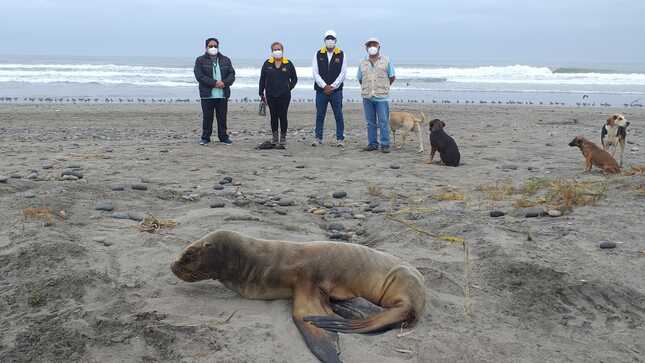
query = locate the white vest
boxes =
[359,56,391,98]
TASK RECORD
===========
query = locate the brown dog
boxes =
[389,111,426,153]
[568,136,620,174]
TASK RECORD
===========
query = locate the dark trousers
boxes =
[267,94,291,135]
[315,89,344,141]
[200,98,229,142]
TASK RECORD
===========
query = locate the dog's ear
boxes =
[607,115,616,125]
[441,121,446,128]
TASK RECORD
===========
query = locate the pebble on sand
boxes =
[110,184,126,191]
[95,200,114,211]
[219,176,233,185]
[490,211,505,217]
[62,175,79,181]
[111,212,130,219]
[332,191,347,199]
[390,164,401,169]
[547,210,562,217]
[274,208,288,215]
[524,207,546,218]
[131,183,148,191]
[277,199,295,207]
[210,202,226,208]
[329,232,351,241]
[0,176,8,183]
[213,185,225,190]
[127,211,145,221]
[61,169,83,179]
[500,164,519,170]
[327,223,346,232]
[23,191,36,199]
[599,241,616,249]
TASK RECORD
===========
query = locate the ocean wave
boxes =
[1,63,645,86]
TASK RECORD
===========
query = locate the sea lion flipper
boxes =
[330,297,385,320]
[293,286,342,363]
[304,306,411,334]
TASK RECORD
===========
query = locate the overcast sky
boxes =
[1,0,644,64]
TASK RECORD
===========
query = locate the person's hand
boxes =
[323,85,333,95]
[215,80,225,88]
[260,95,266,104]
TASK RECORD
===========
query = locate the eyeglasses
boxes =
[207,45,218,48]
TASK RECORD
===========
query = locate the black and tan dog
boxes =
[569,136,620,174]
[427,119,460,167]
[601,114,630,167]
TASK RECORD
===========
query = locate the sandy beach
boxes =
[1,102,644,362]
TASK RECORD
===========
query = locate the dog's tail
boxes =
[418,112,427,123]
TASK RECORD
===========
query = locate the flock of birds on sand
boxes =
[0,96,643,108]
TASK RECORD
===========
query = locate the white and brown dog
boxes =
[389,111,427,153]
[601,114,630,167]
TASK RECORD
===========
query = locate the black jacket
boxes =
[259,58,298,98]
[194,53,235,99]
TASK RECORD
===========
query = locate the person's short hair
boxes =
[205,37,219,48]
[270,42,284,51]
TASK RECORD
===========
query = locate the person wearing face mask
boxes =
[357,38,396,153]
[258,42,298,149]
[194,37,236,146]
[311,30,347,147]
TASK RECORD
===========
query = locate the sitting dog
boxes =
[389,111,427,153]
[568,136,620,174]
[601,114,630,167]
[427,119,460,167]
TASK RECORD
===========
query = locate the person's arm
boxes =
[388,61,396,85]
[194,57,216,87]
[312,53,327,88]
[289,62,298,90]
[258,63,266,98]
[221,57,235,87]
[331,54,347,89]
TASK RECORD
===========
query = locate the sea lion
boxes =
[170,230,426,363]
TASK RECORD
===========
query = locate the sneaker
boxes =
[199,139,210,146]
[336,139,345,148]
[381,146,391,153]
[311,138,322,147]
[362,144,378,152]
[221,139,233,145]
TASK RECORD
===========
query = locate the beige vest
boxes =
[359,56,391,98]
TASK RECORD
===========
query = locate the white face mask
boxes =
[367,47,379,56]
[207,47,218,56]
[272,50,283,59]
[325,39,336,49]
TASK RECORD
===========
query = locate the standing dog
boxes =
[389,111,427,153]
[601,114,630,167]
[568,136,620,174]
[427,119,460,167]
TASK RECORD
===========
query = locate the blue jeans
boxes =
[362,98,390,147]
[315,89,344,141]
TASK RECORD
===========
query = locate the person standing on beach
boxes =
[194,37,235,146]
[357,37,396,153]
[258,42,298,149]
[312,30,347,147]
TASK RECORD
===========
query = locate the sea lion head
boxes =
[568,136,584,148]
[171,230,237,282]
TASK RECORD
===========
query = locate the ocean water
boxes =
[1,55,644,106]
